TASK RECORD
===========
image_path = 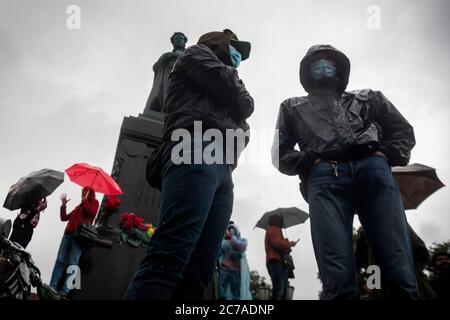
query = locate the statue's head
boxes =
[170,32,188,50]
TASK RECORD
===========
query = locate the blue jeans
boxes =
[308,155,420,300]
[124,163,234,300]
[50,234,83,295]
[219,269,241,300]
[267,260,289,300]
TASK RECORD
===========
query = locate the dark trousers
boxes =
[124,163,234,300]
[267,260,289,300]
[308,155,420,300]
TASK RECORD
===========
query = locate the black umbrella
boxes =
[254,207,309,230]
[392,163,445,210]
[3,169,64,211]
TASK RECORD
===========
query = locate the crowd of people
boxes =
[1,28,448,301]
[3,187,100,298]
[125,28,447,301]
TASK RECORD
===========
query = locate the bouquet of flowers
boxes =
[119,212,157,248]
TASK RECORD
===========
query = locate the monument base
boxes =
[73,112,217,300]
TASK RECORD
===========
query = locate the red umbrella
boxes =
[65,163,123,195]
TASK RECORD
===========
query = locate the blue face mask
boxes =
[229,45,241,68]
[310,59,337,79]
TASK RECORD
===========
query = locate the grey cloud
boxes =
[0,0,449,300]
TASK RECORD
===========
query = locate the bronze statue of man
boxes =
[143,32,188,114]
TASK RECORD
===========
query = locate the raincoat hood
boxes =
[197,29,251,67]
[300,44,350,94]
[228,222,241,238]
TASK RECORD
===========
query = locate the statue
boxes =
[143,32,188,114]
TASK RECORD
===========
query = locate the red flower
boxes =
[138,222,148,231]
[105,195,123,210]
[120,212,135,231]
[120,212,149,231]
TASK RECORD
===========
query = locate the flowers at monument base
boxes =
[102,195,123,223]
[147,223,157,237]
[119,212,156,248]
[105,195,122,211]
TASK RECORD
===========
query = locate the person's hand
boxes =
[60,193,70,206]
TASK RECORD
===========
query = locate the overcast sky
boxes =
[0,0,449,300]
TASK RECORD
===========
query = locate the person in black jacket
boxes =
[125,29,253,300]
[272,44,419,299]
[9,197,47,249]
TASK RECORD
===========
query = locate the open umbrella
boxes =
[3,169,64,211]
[392,163,445,210]
[65,163,122,195]
[254,207,309,230]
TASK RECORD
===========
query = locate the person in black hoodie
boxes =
[125,29,253,300]
[272,44,419,299]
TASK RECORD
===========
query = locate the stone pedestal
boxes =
[96,111,164,229]
[73,111,217,300]
[74,111,163,300]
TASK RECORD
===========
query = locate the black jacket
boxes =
[151,43,254,184]
[272,45,415,188]
[163,44,254,142]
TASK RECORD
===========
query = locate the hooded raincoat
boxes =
[272,45,415,200]
[219,223,252,300]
